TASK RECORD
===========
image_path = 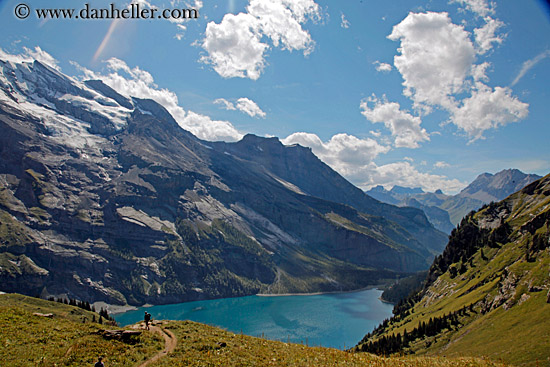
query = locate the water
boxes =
[114,288,393,349]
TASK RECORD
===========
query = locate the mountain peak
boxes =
[391,186,424,195]
[459,169,542,202]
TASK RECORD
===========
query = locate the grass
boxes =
[0,293,507,367]
[433,292,550,366]
[124,320,507,367]
[0,294,162,366]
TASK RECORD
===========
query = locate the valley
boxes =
[0,53,548,367]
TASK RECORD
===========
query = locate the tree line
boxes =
[46,296,117,325]
[356,304,475,355]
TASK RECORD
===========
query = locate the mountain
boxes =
[355,174,550,366]
[366,186,456,233]
[366,169,542,233]
[457,169,542,203]
[0,58,447,306]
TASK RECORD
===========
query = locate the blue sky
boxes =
[1,0,549,193]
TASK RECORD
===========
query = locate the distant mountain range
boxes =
[366,169,542,233]
[356,173,550,366]
[0,58,447,305]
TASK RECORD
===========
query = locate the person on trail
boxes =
[144,311,151,330]
[94,356,104,367]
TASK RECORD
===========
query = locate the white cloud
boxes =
[214,98,236,110]
[373,61,392,72]
[201,12,267,80]
[387,11,528,141]
[201,0,320,80]
[249,0,318,53]
[359,161,466,193]
[236,97,266,118]
[78,58,243,142]
[434,161,450,168]
[388,11,476,111]
[340,13,350,29]
[511,50,550,86]
[451,0,495,17]
[282,132,389,177]
[282,132,464,193]
[474,16,504,54]
[360,95,429,148]
[214,97,266,118]
[451,84,529,141]
[0,46,61,71]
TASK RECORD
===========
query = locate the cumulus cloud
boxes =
[341,13,350,28]
[201,13,267,80]
[0,46,61,71]
[358,161,465,193]
[282,132,464,193]
[387,11,528,141]
[282,132,389,177]
[474,16,505,54]
[511,50,550,86]
[373,61,392,72]
[236,97,266,118]
[214,98,237,110]
[452,0,495,17]
[214,97,266,118]
[388,11,476,111]
[201,0,320,80]
[360,96,429,148]
[451,84,529,141]
[78,58,243,142]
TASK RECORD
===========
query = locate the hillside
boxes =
[0,57,446,305]
[355,174,550,366]
[0,293,507,367]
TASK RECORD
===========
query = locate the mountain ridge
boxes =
[366,169,542,233]
[0,57,446,306]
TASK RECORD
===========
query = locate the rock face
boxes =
[0,58,446,305]
[366,169,542,232]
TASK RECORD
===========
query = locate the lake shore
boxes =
[256,284,386,297]
[104,284,395,315]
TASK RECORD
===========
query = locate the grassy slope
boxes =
[356,175,550,367]
[0,294,163,366]
[0,293,506,367]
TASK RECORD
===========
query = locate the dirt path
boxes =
[136,322,177,367]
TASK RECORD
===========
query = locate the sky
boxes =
[1,0,549,194]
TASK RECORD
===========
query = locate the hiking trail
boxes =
[134,321,177,367]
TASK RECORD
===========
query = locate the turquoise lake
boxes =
[114,288,394,349]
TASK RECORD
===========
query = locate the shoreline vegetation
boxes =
[256,284,386,298]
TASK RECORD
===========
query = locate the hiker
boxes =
[94,356,104,367]
[144,311,151,330]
